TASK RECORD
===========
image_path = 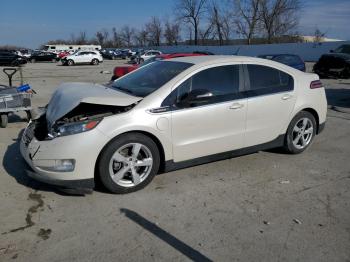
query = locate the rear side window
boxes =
[246,64,293,97]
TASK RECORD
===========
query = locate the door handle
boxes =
[282,94,293,100]
[230,103,244,110]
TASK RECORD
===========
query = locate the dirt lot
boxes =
[0,61,349,262]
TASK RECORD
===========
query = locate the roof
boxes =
[168,55,267,65]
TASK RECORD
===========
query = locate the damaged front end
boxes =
[32,103,136,141]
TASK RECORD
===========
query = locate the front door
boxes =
[170,64,247,162]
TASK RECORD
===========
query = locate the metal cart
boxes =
[0,68,34,128]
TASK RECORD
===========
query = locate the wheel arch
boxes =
[94,130,167,180]
[291,107,320,134]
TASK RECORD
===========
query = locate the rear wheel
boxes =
[98,133,160,194]
[0,114,8,128]
[91,59,99,65]
[283,111,316,154]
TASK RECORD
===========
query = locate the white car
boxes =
[62,51,103,66]
[139,50,162,62]
[20,56,327,194]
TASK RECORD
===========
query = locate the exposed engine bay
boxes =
[32,102,136,141]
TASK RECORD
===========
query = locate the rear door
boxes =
[243,64,296,147]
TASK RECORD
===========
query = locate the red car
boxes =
[111,53,208,81]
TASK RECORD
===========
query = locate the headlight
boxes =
[57,120,100,137]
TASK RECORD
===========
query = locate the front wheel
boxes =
[98,133,160,194]
[283,111,317,154]
[67,59,74,66]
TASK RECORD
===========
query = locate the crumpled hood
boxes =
[46,82,141,127]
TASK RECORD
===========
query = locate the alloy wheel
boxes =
[292,118,314,150]
[108,143,153,188]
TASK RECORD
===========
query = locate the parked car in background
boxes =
[0,51,27,66]
[29,51,58,63]
[313,54,350,79]
[111,52,208,80]
[258,54,306,71]
[330,44,350,55]
[20,56,327,194]
[61,51,103,66]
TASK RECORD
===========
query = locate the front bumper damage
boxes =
[20,120,108,193]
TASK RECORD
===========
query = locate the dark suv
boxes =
[313,44,350,79]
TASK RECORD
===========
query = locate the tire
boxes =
[67,59,74,66]
[91,59,99,65]
[98,133,160,194]
[11,60,19,67]
[0,114,8,128]
[283,111,317,154]
[26,110,31,121]
[341,66,350,79]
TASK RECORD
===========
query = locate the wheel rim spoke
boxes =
[132,144,142,159]
[135,158,153,167]
[304,127,313,134]
[293,134,302,145]
[112,166,130,183]
[131,167,141,185]
[302,118,308,128]
[113,152,127,163]
[293,125,300,132]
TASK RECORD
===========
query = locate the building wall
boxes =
[154,41,350,62]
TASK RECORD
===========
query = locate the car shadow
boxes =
[325,88,350,108]
[120,208,212,262]
[2,129,79,195]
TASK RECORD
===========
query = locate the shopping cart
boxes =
[0,68,35,128]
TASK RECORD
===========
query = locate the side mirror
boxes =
[177,89,213,107]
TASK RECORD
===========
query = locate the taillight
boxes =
[310,80,323,89]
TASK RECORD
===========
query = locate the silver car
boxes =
[20,56,327,194]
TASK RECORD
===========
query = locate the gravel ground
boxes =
[0,61,349,262]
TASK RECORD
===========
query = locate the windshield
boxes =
[111,61,192,97]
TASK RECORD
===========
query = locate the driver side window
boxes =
[168,65,242,109]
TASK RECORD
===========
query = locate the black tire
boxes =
[283,111,317,154]
[91,59,99,65]
[67,59,74,66]
[98,133,160,194]
[341,66,350,79]
[25,110,31,121]
[0,114,8,128]
[11,60,19,67]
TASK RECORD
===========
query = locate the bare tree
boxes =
[134,28,149,47]
[146,17,163,46]
[120,26,135,47]
[208,1,232,45]
[75,31,88,45]
[199,22,215,45]
[95,29,109,46]
[313,27,326,43]
[175,0,207,45]
[234,0,260,45]
[259,0,301,43]
[112,27,122,48]
[164,20,181,45]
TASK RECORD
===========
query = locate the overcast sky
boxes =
[0,0,349,48]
